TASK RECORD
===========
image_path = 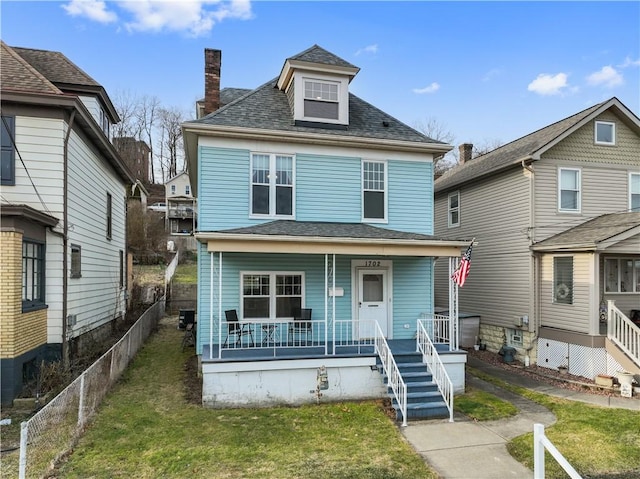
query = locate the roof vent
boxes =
[382,120,390,127]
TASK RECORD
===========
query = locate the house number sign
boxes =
[364,260,381,267]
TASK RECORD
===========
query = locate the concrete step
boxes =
[392,400,450,420]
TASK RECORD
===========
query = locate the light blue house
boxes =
[183,45,469,422]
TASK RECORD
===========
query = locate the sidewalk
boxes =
[401,356,639,479]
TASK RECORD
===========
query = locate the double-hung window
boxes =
[362,161,386,222]
[448,191,460,227]
[605,258,640,293]
[553,256,574,304]
[250,153,294,217]
[171,184,176,194]
[23,240,45,311]
[595,121,615,145]
[242,272,303,319]
[558,168,581,212]
[304,80,339,120]
[185,184,190,195]
[1,115,15,186]
[71,244,82,278]
[630,173,640,211]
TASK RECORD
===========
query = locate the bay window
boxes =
[242,272,304,319]
[23,239,46,311]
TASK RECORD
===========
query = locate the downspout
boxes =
[62,109,76,366]
[522,157,538,366]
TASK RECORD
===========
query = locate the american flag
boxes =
[451,240,474,287]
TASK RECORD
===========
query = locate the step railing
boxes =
[374,322,407,427]
[607,300,640,368]
[534,423,582,479]
[417,318,454,422]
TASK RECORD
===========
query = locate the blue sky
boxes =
[2,1,639,150]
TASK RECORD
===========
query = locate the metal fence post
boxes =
[18,421,28,479]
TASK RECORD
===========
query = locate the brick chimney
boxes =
[459,143,473,165]
[203,48,221,116]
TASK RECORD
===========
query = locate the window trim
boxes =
[171,184,176,194]
[1,115,16,186]
[448,191,460,228]
[106,192,113,240]
[629,172,640,212]
[594,120,615,146]
[557,167,581,213]
[119,250,124,289]
[604,257,640,293]
[240,271,305,320]
[185,184,190,195]
[293,72,349,125]
[362,160,388,223]
[553,255,574,305]
[22,239,46,312]
[249,152,296,219]
[70,244,82,278]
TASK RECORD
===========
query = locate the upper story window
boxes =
[291,73,349,126]
[99,107,110,138]
[251,153,294,218]
[71,244,82,278]
[558,168,581,213]
[595,121,615,145]
[630,173,640,211]
[1,115,15,186]
[23,239,46,311]
[171,184,176,194]
[362,160,387,222]
[185,184,190,195]
[553,256,573,305]
[304,80,339,120]
[106,192,112,240]
[448,191,460,227]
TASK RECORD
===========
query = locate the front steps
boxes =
[378,351,449,421]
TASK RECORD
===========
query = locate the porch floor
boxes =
[201,340,452,363]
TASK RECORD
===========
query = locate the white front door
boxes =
[357,269,389,338]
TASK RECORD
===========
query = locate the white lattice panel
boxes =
[606,355,625,376]
[536,339,568,370]
[537,338,623,379]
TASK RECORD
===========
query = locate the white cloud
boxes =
[62,0,117,23]
[527,73,569,96]
[412,82,440,94]
[482,68,502,82]
[62,0,252,36]
[355,44,378,56]
[586,65,623,88]
[618,56,640,68]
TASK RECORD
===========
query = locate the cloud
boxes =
[618,56,640,68]
[586,65,623,88]
[355,44,378,56]
[482,68,502,82]
[62,0,252,36]
[527,73,569,96]
[62,0,117,23]
[412,82,440,94]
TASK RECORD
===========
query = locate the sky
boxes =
[2,0,639,154]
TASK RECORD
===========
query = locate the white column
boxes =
[449,257,459,351]
[218,252,223,359]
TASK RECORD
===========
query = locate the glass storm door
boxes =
[357,269,388,338]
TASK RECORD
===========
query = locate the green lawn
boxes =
[172,263,197,284]
[55,320,437,479]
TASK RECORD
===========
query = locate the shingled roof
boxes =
[12,46,100,87]
[287,44,359,70]
[0,41,62,95]
[435,97,639,193]
[531,212,640,251]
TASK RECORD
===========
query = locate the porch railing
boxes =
[417,318,454,422]
[607,300,640,368]
[418,313,453,350]
[333,319,376,355]
[374,322,408,427]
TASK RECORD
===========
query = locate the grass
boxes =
[55,319,438,479]
[468,367,640,479]
[453,386,518,421]
[172,263,197,284]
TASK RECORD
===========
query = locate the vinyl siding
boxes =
[78,95,101,125]
[392,257,432,339]
[539,253,592,333]
[434,167,533,327]
[388,160,432,234]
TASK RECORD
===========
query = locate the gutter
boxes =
[62,109,75,366]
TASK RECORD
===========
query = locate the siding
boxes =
[78,95,101,125]
[434,167,533,327]
[392,257,432,339]
[539,253,592,333]
[388,160,433,234]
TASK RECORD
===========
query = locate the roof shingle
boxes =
[1,42,62,95]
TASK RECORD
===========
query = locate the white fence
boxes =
[608,300,640,369]
[18,299,165,479]
[534,423,582,479]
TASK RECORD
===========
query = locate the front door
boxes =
[357,269,389,338]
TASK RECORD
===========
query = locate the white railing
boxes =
[534,423,582,479]
[333,319,376,355]
[607,300,640,368]
[219,320,326,355]
[417,318,454,422]
[418,313,453,348]
[374,322,408,427]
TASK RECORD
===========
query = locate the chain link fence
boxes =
[17,298,166,479]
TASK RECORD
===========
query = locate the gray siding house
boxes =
[434,97,640,382]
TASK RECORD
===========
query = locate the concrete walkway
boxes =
[401,356,639,479]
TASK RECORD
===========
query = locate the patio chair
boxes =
[180,310,196,351]
[223,309,254,347]
[289,308,312,345]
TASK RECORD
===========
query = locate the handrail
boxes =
[607,300,640,368]
[417,319,454,422]
[374,322,408,427]
[534,423,582,479]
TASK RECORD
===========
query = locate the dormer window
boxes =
[290,73,350,126]
[304,80,339,120]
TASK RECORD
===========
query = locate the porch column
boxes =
[325,254,328,355]
[209,251,214,359]
[448,256,459,351]
[218,252,223,359]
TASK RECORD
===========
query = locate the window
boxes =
[362,161,386,221]
[605,257,640,293]
[558,168,581,212]
[241,272,303,319]
[595,121,615,145]
[119,250,124,288]
[185,184,190,195]
[553,256,574,304]
[171,184,176,194]
[630,173,640,211]
[250,153,294,217]
[22,240,45,311]
[70,244,81,278]
[304,80,339,120]
[448,191,460,227]
[106,193,112,239]
[1,115,15,186]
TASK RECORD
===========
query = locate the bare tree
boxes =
[157,106,186,181]
[413,116,458,176]
[472,138,504,157]
[111,90,141,140]
[135,95,161,183]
